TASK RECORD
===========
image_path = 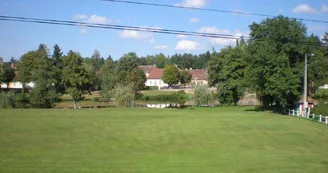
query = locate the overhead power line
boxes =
[100,0,328,24]
[0,15,243,39]
[0,15,326,48]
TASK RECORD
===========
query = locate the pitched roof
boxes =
[188,69,207,80]
[138,64,158,74]
[147,69,164,79]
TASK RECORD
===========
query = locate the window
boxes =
[150,81,152,85]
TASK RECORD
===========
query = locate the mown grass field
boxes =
[140,90,177,96]
[1,107,328,173]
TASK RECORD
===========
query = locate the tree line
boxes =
[1,16,328,109]
[208,16,328,109]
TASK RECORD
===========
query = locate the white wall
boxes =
[0,82,35,89]
[191,80,208,85]
[146,79,168,88]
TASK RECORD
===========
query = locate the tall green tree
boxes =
[305,35,328,97]
[180,70,191,87]
[125,68,147,94]
[62,51,92,109]
[52,44,65,94]
[1,62,15,85]
[17,51,41,83]
[162,65,180,87]
[245,16,309,108]
[208,46,246,105]
[29,53,58,108]
[99,58,117,101]
[117,52,138,72]
[52,44,63,60]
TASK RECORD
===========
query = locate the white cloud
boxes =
[322,5,328,13]
[88,15,111,24]
[177,34,188,39]
[175,40,200,51]
[73,14,112,34]
[190,17,200,23]
[155,45,168,49]
[80,28,88,34]
[73,14,89,21]
[119,30,153,39]
[292,4,317,13]
[198,26,249,45]
[175,0,207,8]
[119,26,161,43]
[73,14,111,24]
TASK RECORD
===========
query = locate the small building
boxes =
[188,69,208,85]
[0,82,35,90]
[145,69,168,89]
[139,64,158,77]
[297,96,319,115]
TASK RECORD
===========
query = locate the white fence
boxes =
[287,109,328,125]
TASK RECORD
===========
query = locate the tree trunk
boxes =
[73,100,77,109]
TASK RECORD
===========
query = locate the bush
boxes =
[315,89,328,100]
[192,85,216,106]
[114,85,135,108]
[15,92,28,102]
[137,90,187,104]
[0,91,16,108]
[144,86,159,90]
[315,100,328,115]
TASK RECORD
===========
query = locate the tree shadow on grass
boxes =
[244,105,287,115]
[244,106,266,112]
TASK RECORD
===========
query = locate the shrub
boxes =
[15,92,28,102]
[0,91,16,108]
[315,100,328,115]
[192,85,216,106]
[144,86,159,90]
[114,84,135,108]
[137,90,187,104]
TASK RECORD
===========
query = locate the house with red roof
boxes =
[138,64,158,77]
[145,68,168,89]
[188,69,208,85]
[140,64,209,89]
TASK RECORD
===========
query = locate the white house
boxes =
[145,68,168,89]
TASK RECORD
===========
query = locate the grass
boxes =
[1,107,328,173]
[141,90,177,96]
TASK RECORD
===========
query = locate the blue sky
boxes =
[0,0,327,61]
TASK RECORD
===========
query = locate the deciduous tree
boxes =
[162,65,180,87]
[180,70,191,87]
[62,51,92,109]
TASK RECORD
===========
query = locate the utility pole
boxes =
[303,54,308,113]
[304,54,314,113]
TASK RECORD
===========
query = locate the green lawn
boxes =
[0,107,328,173]
[141,90,177,96]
